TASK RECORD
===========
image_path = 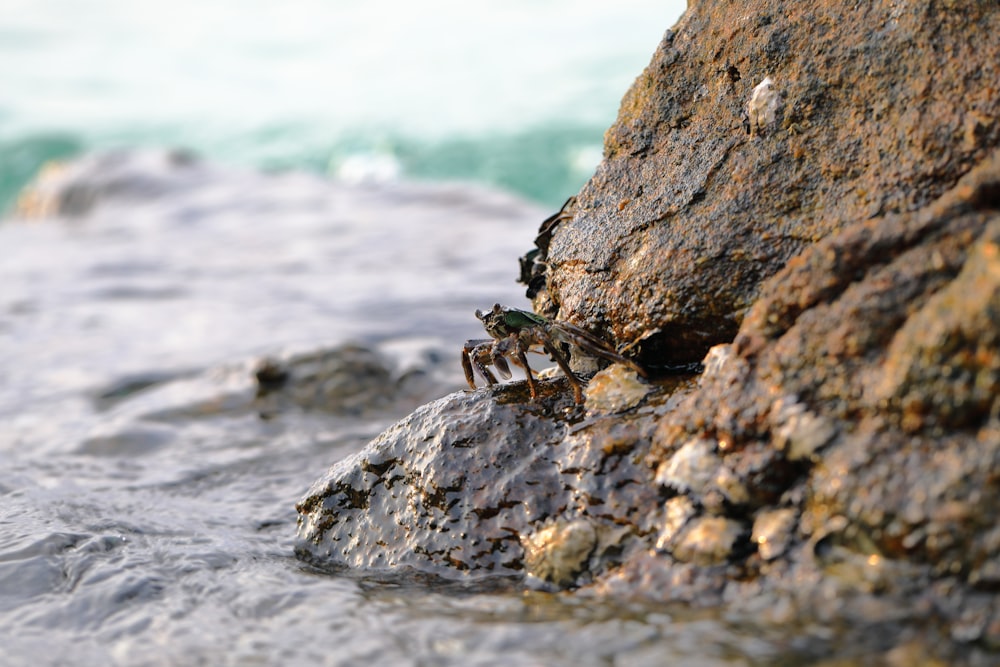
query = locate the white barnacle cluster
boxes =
[521,518,597,587]
[747,76,780,135]
[654,438,720,494]
[771,394,837,461]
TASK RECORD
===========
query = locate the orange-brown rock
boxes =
[531,0,1000,366]
[648,150,1000,593]
[299,0,1000,655]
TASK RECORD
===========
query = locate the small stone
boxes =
[671,516,745,566]
[521,518,598,587]
[584,363,651,413]
[752,508,798,561]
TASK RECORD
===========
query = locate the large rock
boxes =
[295,374,671,586]
[528,0,1000,365]
[619,152,1000,630]
[295,0,1000,656]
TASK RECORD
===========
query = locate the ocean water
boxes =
[0,0,685,211]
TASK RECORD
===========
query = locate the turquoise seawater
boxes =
[0,0,686,211]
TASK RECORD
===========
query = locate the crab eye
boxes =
[475,309,485,320]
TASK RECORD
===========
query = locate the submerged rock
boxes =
[15,149,204,218]
[252,343,453,419]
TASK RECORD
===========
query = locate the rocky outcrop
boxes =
[297,148,1000,653]
[295,372,677,587]
[296,0,1000,657]
[526,0,1000,365]
[613,152,1000,635]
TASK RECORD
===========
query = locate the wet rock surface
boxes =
[295,374,693,586]
[524,0,1000,366]
[610,149,1000,651]
[608,146,993,593]
[295,0,1000,661]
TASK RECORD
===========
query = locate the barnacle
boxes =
[748,76,780,135]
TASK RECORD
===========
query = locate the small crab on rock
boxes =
[462,304,647,404]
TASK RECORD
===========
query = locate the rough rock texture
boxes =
[527,0,1000,365]
[295,374,684,586]
[297,0,1000,658]
[600,149,1000,649]
[298,148,1000,652]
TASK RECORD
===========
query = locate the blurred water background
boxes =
[1,0,683,212]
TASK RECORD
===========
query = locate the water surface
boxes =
[0,0,686,209]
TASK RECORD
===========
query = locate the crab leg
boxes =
[536,329,584,404]
[462,340,498,388]
[461,349,486,389]
[550,321,648,378]
[512,338,539,401]
[493,334,537,399]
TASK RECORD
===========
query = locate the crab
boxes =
[462,304,647,404]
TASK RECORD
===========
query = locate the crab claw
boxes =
[491,352,512,379]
